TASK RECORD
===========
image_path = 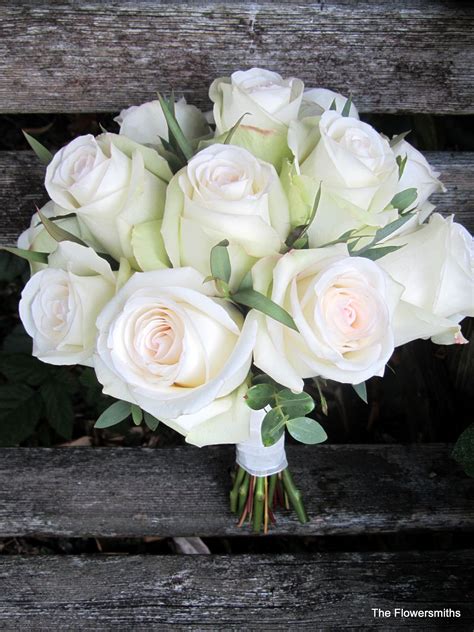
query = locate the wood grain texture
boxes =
[0,2,473,114]
[0,552,473,629]
[0,445,472,537]
[0,151,472,246]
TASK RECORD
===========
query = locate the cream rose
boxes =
[161,144,290,289]
[94,268,257,442]
[377,213,474,345]
[210,68,304,134]
[19,242,116,366]
[45,133,172,266]
[115,97,210,147]
[287,111,399,246]
[250,246,402,390]
[299,88,359,119]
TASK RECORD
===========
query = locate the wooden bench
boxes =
[1,1,473,628]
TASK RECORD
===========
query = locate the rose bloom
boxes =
[45,133,172,266]
[299,88,359,119]
[287,111,400,245]
[377,213,474,345]
[19,242,117,366]
[94,268,257,445]
[250,245,402,389]
[115,97,209,147]
[161,143,290,289]
[210,67,304,134]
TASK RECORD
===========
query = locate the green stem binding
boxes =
[230,465,308,533]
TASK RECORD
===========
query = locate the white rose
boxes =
[210,68,304,134]
[45,133,172,266]
[287,111,399,246]
[392,138,445,211]
[377,213,474,345]
[115,97,210,147]
[94,268,257,444]
[299,88,359,119]
[250,246,402,390]
[161,144,290,289]
[19,242,116,366]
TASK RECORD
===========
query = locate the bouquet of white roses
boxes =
[10,68,473,532]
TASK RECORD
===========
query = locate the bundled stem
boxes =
[230,465,308,533]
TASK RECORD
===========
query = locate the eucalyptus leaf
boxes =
[131,404,143,426]
[285,185,321,250]
[94,400,131,429]
[158,93,194,161]
[223,113,250,145]
[396,154,408,179]
[329,98,337,111]
[246,383,275,410]
[37,208,87,246]
[232,289,298,331]
[389,130,411,148]
[276,388,315,417]
[390,188,417,213]
[287,417,327,444]
[238,269,253,291]
[372,213,414,244]
[352,382,368,404]
[22,131,53,165]
[210,239,231,283]
[359,245,405,261]
[341,94,353,117]
[261,407,287,447]
[1,246,48,265]
[144,411,160,431]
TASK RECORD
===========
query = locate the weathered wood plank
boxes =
[0,2,473,114]
[0,552,472,629]
[0,445,472,537]
[0,151,472,246]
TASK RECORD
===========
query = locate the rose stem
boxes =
[247,476,256,521]
[237,472,250,516]
[263,476,269,534]
[230,466,246,513]
[268,474,277,509]
[276,474,285,507]
[268,505,276,524]
[281,468,309,524]
[253,477,265,533]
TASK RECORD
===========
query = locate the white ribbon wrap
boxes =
[236,409,287,477]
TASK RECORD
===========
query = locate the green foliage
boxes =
[232,288,298,332]
[22,130,53,164]
[261,407,286,446]
[352,382,368,404]
[390,188,417,213]
[246,383,275,410]
[143,411,160,431]
[1,246,48,265]
[37,207,87,246]
[223,113,250,145]
[452,423,474,477]
[157,92,194,169]
[210,240,231,284]
[284,185,321,250]
[95,400,132,429]
[341,94,353,117]
[396,153,408,179]
[286,417,327,444]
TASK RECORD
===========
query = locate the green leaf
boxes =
[232,289,298,332]
[223,113,250,145]
[1,246,48,265]
[329,98,337,111]
[131,404,143,426]
[94,400,131,429]
[396,154,408,179]
[389,130,411,148]
[359,245,405,261]
[314,378,329,416]
[40,379,74,439]
[261,407,287,447]
[452,423,474,477]
[372,213,414,244]
[246,383,275,410]
[341,94,353,117]
[287,417,327,444]
[390,188,417,213]
[252,373,281,388]
[352,382,368,404]
[276,388,315,417]
[144,411,160,431]
[238,270,253,291]
[210,239,231,284]
[37,208,87,246]
[0,384,42,445]
[157,93,194,161]
[22,131,53,165]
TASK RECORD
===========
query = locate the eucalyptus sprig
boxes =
[157,91,195,172]
[207,240,298,332]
